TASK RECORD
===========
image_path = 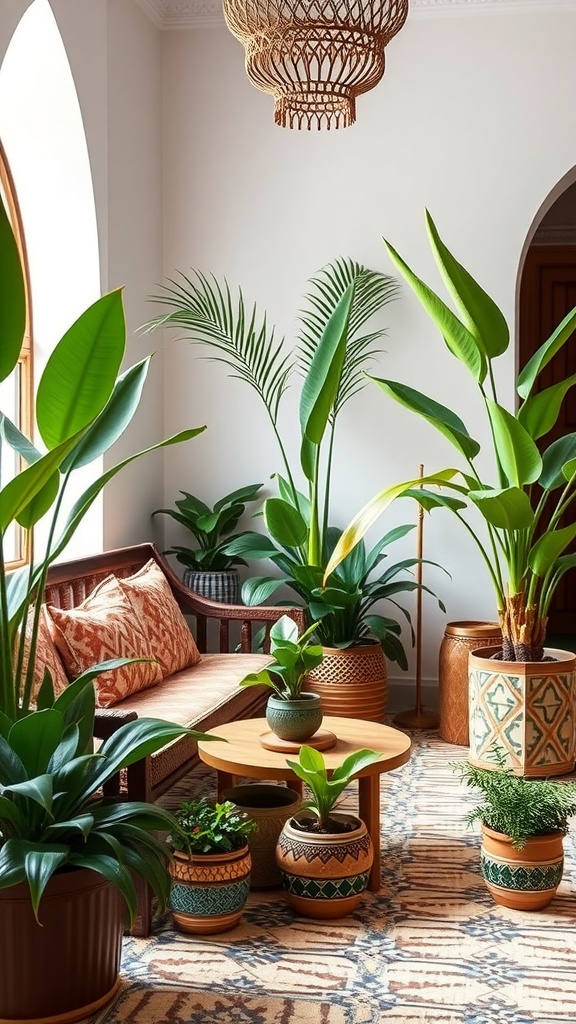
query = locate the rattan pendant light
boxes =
[222,0,409,130]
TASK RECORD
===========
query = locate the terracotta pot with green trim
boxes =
[168,846,251,934]
[480,825,565,911]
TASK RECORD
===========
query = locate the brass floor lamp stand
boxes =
[393,465,440,731]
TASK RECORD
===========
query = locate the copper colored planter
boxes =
[0,868,124,1024]
[469,646,576,777]
[438,621,501,745]
[481,825,564,910]
[306,643,388,723]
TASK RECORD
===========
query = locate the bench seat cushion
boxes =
[113,653,271,788]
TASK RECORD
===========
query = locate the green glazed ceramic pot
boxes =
[266,692,322,743]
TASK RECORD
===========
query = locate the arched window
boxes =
[0,139,32,567]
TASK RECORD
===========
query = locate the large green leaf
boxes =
[8,710,64,777]
[518,374,576,441]
[426,211,509,359]
[540,434,576,490]
[299,283,354,446]
[468,487,535,530]
[223,531,280,560]
[0,414,42,465]
[36,290,126,449]
[371,377,480,460]
[0,194,26,383]
[0,430,86,531]
[0,734,26,785]
[485,398,542,486]
[517,304,576,400]
[383,239,485,382]
[264,497,308,549]
[528,524,576,577]
[24,845,70,919]
[241,575,292,605]
[3,774,53,812]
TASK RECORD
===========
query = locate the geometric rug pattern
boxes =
[88,728,576,1024]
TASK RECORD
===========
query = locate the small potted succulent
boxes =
[167,798,257,934]
[239,614,324,744]
[454,752,576,910]
[276,745,382,918]
[153,483,263,603]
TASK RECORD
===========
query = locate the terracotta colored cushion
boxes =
[116,559,201,676]
[20,605,69,701]
[46,579,162,708]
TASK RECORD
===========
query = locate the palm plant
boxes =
[0,190,212,922]
[142,259,437,662]
[326,212,576,662]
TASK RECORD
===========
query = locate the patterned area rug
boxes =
[88,729,576,1024]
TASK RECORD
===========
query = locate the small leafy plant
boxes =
[286,745,382,832]
[168,798,257,856]
[239,614,323,700]
[153,483,263,571]
[453,753,576,849]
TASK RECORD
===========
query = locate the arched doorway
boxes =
[518,173,576,639]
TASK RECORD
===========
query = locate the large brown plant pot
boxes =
[168,846,251,934]
[221,784,302,887]
[469,646,576,777]
[305,642,388,722]
[481,825,564,910]
[0,868,125,1024]
[276,812,373,919]
[438,621,501,745]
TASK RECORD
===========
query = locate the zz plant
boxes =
[0,191,213,923]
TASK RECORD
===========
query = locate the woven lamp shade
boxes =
[222,0,409,130]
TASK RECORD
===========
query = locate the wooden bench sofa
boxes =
[45,542,305,935]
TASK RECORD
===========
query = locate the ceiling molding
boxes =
[136,0,576,31]
[533,224,576,246]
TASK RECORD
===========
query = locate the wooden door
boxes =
[519,245,576,634]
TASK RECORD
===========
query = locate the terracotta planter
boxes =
[221,784,302,887]
[266,691,323,743]
[183,568,239,603]
[0,868,125,1024]
[469,646,576,777]
[276,812,373,919]
[305,642,388,722]
[168,845,251,934]
[438,621,501,745]
[480,825,564,910]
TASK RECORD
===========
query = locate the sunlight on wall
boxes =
[0,0,103,560]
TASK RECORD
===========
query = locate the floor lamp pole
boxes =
[393,465,440,730]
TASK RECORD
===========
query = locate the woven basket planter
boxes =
[183,568,240,604]
[438,621,501,745]
[306,642,388,722]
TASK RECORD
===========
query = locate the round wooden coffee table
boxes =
[197,715,411,891]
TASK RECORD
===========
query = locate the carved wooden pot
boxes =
[168,846,251,934]
[305,642,388,723]
[276,812,373,919]
[469,646,576,777]
[481,825,564,911]
[438,621,501,745]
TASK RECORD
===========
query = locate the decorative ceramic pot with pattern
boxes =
[221,784,302,887]
[266,692,323,743]
[276,812,373,919]
[305,642,388,723]
[480,825,565,911]
[168,846,251,934]
[469,646,576,777]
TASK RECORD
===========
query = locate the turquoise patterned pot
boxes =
[168,846,251,934]
[276,812,373,919]
[481,825,564,911]
[266,692,323,743]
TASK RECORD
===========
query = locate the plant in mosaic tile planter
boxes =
[153,483,263,603]
[276,745,381,919]
[240,614,324,744]
[326,212,576,776]
[454,754,576,910]
[167,798,256,934]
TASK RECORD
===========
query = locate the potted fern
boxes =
[327,212,576,773]
[454,754,576,910]
[0,191,213,1023]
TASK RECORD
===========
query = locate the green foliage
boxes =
[168,799,257,855]
[239,614,323,699]
[286,744,382,831]
[326,212,576,661]
[143,258,441,661]
[153,482,263,571]
[0,193,213,921]
[453,753,576,849]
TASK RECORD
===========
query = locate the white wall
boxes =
[161,7,576,696]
